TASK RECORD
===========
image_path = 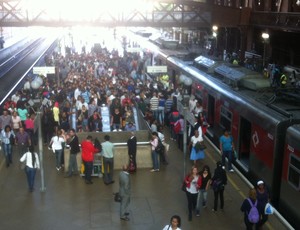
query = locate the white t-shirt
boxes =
[162,225,181,230]
[51,136,65,150]
[191,135,203,146]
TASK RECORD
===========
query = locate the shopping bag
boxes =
[264,203,274,215]
[80,163,85,174]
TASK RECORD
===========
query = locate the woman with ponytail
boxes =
[20,145,40,192]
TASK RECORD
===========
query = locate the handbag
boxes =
[114,192,122,202]
[195,142,206,151]
[264,202,274,215]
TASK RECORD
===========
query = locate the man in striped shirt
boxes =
[150,92,159,121]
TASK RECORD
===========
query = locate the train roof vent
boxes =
[193,55,220,73]
[194,55,216,68]
[214,64,245,88]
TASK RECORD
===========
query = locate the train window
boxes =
[288,155,300,189]
[220,106,232,131]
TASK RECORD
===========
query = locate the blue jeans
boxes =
[55,149,63,168]
[158,107,165,124]
[112,123,121,131]
[67,154,78,175]
[222,150,233,170]
[2,143,12,165]
[25,166,37,191]
[196,189,208,212]
[103,157,114,183]
[151,150,159,170]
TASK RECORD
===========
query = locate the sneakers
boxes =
[196,211,200,217]
[229,169,234,173]
[56,167,61,171]
[150,169,160,172]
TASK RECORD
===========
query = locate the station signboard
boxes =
[147,65,167,73]
[33,66,55,76]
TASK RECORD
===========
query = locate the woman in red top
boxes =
[183,165,202,221]
[24,114,35,145]
[81,135,98,184]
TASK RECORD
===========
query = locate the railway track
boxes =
[0,35,59,106]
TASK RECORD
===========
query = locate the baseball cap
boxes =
[257,180,264,186]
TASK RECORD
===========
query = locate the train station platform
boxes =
[0,127,289,230]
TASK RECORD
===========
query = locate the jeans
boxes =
[2,143,12,165]
[157,107,165,124]
[151,150,159,170]
[103,157,114,183]
[67,154,78,175]
[55,149,63,168]
[151,109,159,122]
[196,189,208,212]
[84,161,93,182]
[25,166,37,191]
[112,123,121,131]
[222,150,233,170]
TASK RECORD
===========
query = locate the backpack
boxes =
[173,120,181,134]
[155,138,165,154]
[247,198,259,224]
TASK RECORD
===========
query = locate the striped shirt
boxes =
[150,96,159,111]
[165,99,173,113]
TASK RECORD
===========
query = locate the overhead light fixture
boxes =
[297,0,300,6]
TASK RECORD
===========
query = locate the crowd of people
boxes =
[0,39,275,228]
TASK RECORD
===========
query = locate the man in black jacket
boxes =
[127,132,137,172]
[65,129,80,177]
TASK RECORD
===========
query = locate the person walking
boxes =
[196,165,212,216]
[49,129,65,171]
[0,125,15,167]
[81,135,98,184]
[65,129,80,177]
[102,135,115,185]
[189,130,205,167]
[183,165,202,221]
[220,129,235,172]
[162,215,182,230]
[15,127,31,157]
[119,164,131,221]
[256,180,270,229]
[211,161,227,212]
[20,145,40,192]
[241,188,260,230]
[127,132,137,172]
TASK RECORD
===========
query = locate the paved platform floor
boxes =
[0,129,288,230]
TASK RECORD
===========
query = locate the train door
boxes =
[207,94,215,128]
[238,116,251,169]
[206,94,215,139]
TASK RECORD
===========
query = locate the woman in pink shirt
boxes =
[24,114,35,145]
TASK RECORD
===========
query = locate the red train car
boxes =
[281,125,300,227]
[156,52,300,228]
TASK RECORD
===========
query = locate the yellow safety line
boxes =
[206,150,274,230]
